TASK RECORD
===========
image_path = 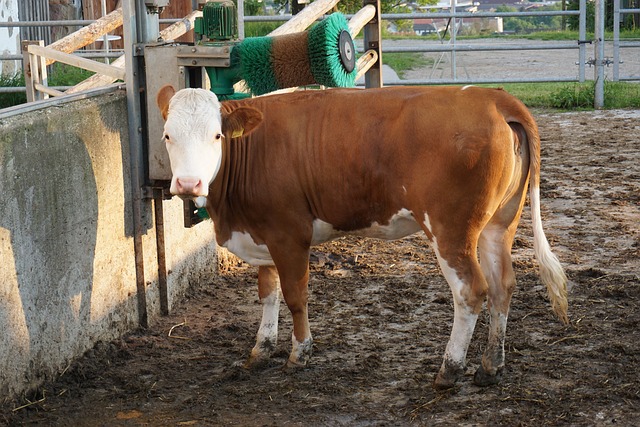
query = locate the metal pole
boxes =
[123,0,160,328]
[594,0,605,108]
[238,0,245,39]
[154,191,169,316]
[613,0,620,81]
[450,0,457,81]
[578,0,586,82]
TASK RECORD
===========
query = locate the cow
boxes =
[156,85,568,389]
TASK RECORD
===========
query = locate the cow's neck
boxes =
[207,133,255,225]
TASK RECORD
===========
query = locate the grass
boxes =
[483,81,640,110]
[0,73,26,109]
[0,64,94,109]
[383,53,434,79]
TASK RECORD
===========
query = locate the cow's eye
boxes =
[215,133,223,141]
[163,134,170,143]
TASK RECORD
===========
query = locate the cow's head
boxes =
[156,85,263,202]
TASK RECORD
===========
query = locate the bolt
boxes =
[192,60,198,65]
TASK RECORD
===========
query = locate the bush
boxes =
[0,73,26,109]
[548,82,595,109]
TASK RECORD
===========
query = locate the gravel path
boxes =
[371,38,640,83]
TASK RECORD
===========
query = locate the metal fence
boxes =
[1,0,639,97]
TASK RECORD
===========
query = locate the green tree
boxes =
[567,0,637,32]
[267,0,436,15]
[497,4,563,33]
[244,0,264,15]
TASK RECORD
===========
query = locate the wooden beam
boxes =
[45,7,124,66]
[348,4,376,37]
[28,44,126,80]
[66,10,202,94]
[268,0,340,36]
[355,49,378,81]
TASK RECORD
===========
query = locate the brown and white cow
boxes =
[156,85,568,389]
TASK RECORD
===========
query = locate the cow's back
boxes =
[219,86,527,236]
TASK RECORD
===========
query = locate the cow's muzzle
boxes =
[172,176,205,197]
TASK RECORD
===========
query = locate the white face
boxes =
[162,88,224,198]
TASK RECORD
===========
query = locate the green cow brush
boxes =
[196,1,357,98]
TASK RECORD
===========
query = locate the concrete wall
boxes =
[0,89,218,398]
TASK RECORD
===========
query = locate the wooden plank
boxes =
[348,5,376,37]
[45,7,124,66]
[363,0,383,88]
[34,83,65,97]
[28,44,126,80]
[355,49,378,81]
[66,10,202,94]
[268,0,341,36]
[160,1,195,43]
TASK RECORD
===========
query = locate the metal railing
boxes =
[2,0,638,102]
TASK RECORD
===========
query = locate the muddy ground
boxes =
[2,110,639,426]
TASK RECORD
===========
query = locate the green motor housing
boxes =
[195,0,238,42]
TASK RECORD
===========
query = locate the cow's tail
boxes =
[507,98,568,324]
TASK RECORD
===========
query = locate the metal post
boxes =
[154,191,169,316]
[123,0,161,327]
[450,0,457,81]
[238,0,245,39]
[594,0,605,108]
[578,0,586,82]
[613,0,620,81]
[363,0,382,88]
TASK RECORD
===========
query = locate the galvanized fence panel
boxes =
[1,1,638,99]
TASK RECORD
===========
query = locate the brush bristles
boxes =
[307,14,357,88]
[232,37,279,96]
[233,13,356,95]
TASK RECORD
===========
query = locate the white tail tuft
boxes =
[530,184,568,324]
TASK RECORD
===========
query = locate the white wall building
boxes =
[0,0,20,76]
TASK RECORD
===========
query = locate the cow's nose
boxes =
[175,177,203,195]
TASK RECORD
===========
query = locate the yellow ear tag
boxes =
[231,128,244,139]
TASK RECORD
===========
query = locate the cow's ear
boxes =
[222,107,263,139]
[157,85,176,120]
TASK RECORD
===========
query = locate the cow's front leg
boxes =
[246,266,281,367]
[271,244,313,368]
[433,252,486,389]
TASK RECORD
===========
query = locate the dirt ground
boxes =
[2,109,639,426]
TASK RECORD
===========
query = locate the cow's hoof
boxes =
[242,356,268,370]
[473,366,503,387]
[433,360,464,390]
[282,358,308,370]
[286,336,313,369]
[433,372,457,390]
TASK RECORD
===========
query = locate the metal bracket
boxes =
[176,45,232,68]
[142,186,173,200]
[183,199,208,228]
[577,40,593,45]
[584,57,615,67]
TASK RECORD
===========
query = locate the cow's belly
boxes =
[311,208,422,245]
[223,210,422,267]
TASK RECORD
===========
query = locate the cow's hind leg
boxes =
[246,266,281,367]
[474,125,529,386]
[431,243,488,390]
[474,224,518,386]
